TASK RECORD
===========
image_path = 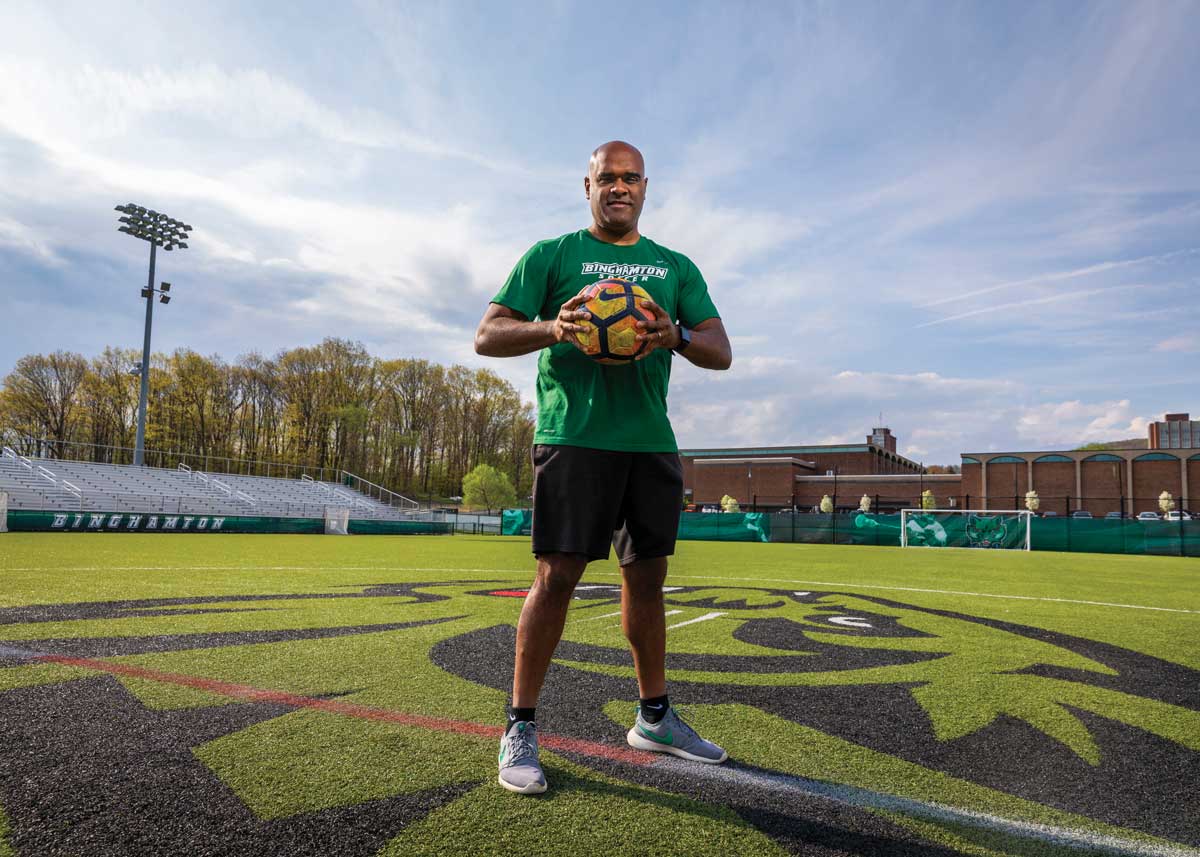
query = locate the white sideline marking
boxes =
[666,611,725,630]
[5,565,1198,614]
[596,573,1200,615]
[657,759,1200,857]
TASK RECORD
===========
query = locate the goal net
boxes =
[0,492,7,533]
[900,509,1032,550]
[324,506,350,536]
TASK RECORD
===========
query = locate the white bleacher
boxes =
[0,447,410,520]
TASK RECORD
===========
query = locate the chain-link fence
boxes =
[702,494,1196,519]
[765,511,1199,557]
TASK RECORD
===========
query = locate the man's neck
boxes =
[588,223,641,246]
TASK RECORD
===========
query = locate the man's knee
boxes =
[621,558,668,597]
[533,553,587,599]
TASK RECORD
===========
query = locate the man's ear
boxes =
[583,175,591,199]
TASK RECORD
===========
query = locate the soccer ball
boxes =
[576,279,653,365]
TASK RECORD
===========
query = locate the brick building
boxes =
[1149,413,1200,449]
[682,428,953,511]
[959,414,1199,516]
[684,414,1198,516]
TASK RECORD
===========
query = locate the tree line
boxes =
[0,339,536,500]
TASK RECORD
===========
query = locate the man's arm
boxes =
[474,297,591,358]
[676,317,732,371]
[633,300,732,370]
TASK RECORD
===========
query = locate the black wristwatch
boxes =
[673,325,692,353]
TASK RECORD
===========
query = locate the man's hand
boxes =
[555,290,593,352]
[474,291,595,358]
[633,298,680,359]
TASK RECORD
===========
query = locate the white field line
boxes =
[666,611,726,630]
[593,573,1200,615]
[571,610,622,623]
[604,609,683,629]
[573,609,683,626]
[657,758,1200,857]
[4,565,1198,615]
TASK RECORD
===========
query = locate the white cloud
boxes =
[1014,399,1150,447]
[0,218,61,265]
[822,371,1019,399]
[646,191,809,285]
[1155,335,1200,354]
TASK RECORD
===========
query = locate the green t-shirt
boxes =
[492,229,720,453]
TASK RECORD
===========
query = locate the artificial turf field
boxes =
[0,534,1197,857]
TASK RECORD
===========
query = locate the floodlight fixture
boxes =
[114,201,193,466]
[160,282,171,292]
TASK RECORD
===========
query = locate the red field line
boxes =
[38,653,653,766]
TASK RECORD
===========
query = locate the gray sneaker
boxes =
[627,705,728,763]
[498,720,547,794]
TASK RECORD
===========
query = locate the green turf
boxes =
[0,805,11,857]
[0,533,1197,855]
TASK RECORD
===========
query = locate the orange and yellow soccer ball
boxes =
[576,279,654,365]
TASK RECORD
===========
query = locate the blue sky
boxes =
[1,0,1197,464]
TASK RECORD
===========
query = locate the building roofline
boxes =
[693,457,816,468]
[962,447,1198,459]
[794,473,960,483]
[681,444,925,470]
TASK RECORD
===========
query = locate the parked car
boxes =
[1104,511,1126,519]
[1070,510,1093,519]
[1136,511,1161,521]
[1164,510,1193,521]
[1041,511,1058,517]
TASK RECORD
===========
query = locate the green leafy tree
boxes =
[462,463,516,511]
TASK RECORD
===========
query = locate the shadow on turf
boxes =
[534,761,971,857]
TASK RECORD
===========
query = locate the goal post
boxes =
[0,491,7,533]
[324,506,350,536]
[900,509,1032,551]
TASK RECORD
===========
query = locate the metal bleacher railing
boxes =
[1,435,421,521]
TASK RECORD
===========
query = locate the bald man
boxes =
[475,141,733,795]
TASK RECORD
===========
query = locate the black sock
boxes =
[506,705,535,731]
[639,694,670,724]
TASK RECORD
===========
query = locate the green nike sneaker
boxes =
[498,720,547,794]
[626,705,728,763]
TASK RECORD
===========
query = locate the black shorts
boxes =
[530,444,684,564]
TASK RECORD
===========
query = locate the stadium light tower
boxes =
[115,203,192,466]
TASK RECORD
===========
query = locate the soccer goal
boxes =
[324,506,350,536]
[900,509,1032,550]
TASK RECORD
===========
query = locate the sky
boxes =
[1,0,1197,465]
